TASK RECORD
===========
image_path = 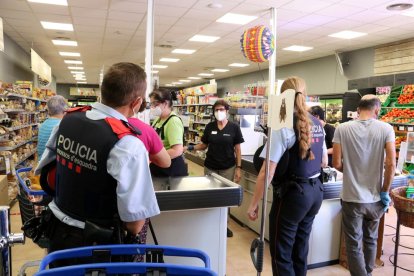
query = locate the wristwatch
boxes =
[236,165,242,169]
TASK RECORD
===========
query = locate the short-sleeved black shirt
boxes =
[324,123,336,166]
[201,121,244,170]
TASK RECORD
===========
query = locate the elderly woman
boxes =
[37,95,67,158]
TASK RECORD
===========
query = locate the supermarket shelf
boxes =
[3,109,25,113]
[17,150,36,165]
[175,104,213,107]
[3,92,48,103]
[0,137,38,151]
[7,123,38,131]
[193,121,209,125]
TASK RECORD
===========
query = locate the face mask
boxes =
[150,106,162,118]
[214,110,227,121]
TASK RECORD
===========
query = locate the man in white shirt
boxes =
[36,62,160,266]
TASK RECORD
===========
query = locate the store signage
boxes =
[0,18,4,52]
[370,75,394,88]
[268,89,295,130]
[70,87,100,97]
[31,49,51,83]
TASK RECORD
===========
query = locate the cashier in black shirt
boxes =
[310,105,335,167]
[186,99,244,183]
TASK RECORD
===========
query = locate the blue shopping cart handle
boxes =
[35,262,217,276]
[16,167,47,196]
[39,244,211,270]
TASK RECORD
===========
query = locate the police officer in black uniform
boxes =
[248,76,328,276]
[36,63,160,267]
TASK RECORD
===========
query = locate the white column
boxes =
[269,8,277,95]
[145,0,154,98]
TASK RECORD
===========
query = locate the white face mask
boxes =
[214,110,227,121]
[150,106,162,119]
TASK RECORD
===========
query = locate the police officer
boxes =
[247,76,328,276]
[36,62,160,265]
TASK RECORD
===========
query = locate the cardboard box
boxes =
[0,175,9,206]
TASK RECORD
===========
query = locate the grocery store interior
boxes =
[1,0,414,275]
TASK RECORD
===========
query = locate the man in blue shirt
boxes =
[36,63,161,264]
[37,95,67,158]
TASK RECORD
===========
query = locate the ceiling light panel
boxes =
[229,63,249,67]
[64,60,83,64]
[41,21,73,31]
[172,82,183,85]
[71,71,85,74]
[328,30,367,39]
[172,49,196,54]
[160,58,180,62]
[76,81,87,84]
[153,65,168,69]
[52,40,78,46]
[28,0,68,5]
[216,13,258,25]
[283,45,314,52]
[59,52,81,57]
[211,69,229,72]
[152,70,159,73]
[189,35,220,43]
[68,66,83,70]
[198,73,214,76]
[179,80,191,82]
[188,77,201,80]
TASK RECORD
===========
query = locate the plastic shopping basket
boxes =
[36,244,217,276]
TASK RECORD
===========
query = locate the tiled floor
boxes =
[8,160,414,275]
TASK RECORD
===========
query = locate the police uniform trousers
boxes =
[269,178,324,276]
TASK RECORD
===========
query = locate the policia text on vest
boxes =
[57,134,98,172]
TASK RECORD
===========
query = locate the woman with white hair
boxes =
[37,95,67,158]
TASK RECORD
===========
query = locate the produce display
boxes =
[397,84,414,105]
[380,108,414,123]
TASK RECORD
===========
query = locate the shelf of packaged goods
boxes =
[188,129,203,133]
[7,123,38,132]
[193,121,209,125]
[16,150,37,166]
[199,114,212,118]
[175,104,213,107]
[3,109,26,113]
[0,137,38,151]
[4,92,48,103]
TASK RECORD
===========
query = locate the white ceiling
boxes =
[1,0,414,87]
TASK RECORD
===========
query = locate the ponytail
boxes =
[280,76,315,160]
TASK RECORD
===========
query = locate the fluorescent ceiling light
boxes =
[165,84,175,87]
[216,13,258,25]
[172,82,183,85]
[153,65,168,69]
[189,35,220,43]
[76,81,87,84]
[28,0,68,6]
[172,49,196,54]
[60,51,81,57]
[71,71,85,74]
[65,60,82,64]
[328,30,367,39]
[160,58,180,62]
[68,66,83,70]
[198,73,214,77]
[211,68,229,72]
[188,77,201,80]
[41,21,73,31]
[152,70,159,73]
[283,45,313,52]
[179,80,191,83]
[229,63,249,67]
[52,40,78,46]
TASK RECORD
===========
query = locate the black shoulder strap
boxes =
[159,114,182,140]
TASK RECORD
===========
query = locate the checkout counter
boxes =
[185,153,408,269]
[149,173,243,276]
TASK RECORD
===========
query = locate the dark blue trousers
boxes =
[269,178,324,276]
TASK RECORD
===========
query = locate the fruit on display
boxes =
[398,84,414,104]
[380,108,414,123]
[395,136,406,148]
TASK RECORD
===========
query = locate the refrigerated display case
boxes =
[318,92,361,125]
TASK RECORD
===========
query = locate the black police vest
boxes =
[286,114,324,178]
[54,112,119,226]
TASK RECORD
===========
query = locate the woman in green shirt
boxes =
[149,89,188,177]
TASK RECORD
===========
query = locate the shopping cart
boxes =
[36,244,217,276]
[16,167,52,276]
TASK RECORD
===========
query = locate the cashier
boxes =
[186,99,244,183]
[310,105,335,167]
[149,88,188,177]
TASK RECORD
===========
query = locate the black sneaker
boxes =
[227,228,233,238]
